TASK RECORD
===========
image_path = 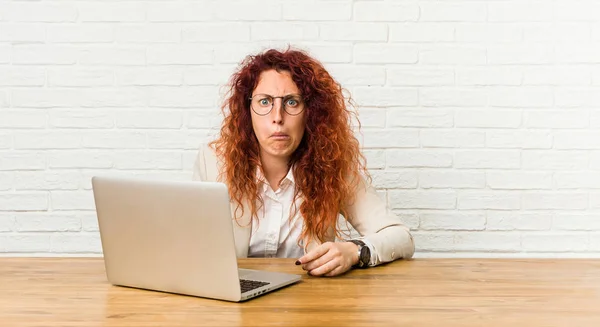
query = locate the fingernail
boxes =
[295,260,301,265]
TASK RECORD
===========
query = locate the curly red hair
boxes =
[209,47,370,244]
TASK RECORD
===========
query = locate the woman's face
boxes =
[250,69,307,163]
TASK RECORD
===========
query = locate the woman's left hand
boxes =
[296,242,359,277]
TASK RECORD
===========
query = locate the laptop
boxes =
[91,175,301,302]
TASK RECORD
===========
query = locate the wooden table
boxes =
[1,258,600,327]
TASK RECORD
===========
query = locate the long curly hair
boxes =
[209,47,370,244]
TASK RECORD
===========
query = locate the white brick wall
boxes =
[1,0,600,258]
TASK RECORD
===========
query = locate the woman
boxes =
[193,47,414,277]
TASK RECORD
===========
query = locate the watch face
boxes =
[359,246,370,266]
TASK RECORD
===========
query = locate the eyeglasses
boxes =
[249,93,305,116]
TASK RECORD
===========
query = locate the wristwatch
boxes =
[347,240,370,268]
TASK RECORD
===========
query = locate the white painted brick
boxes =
[13,172,81,190]
[370,170,417,189]
[363,150,385,169]
[592,152,600,170]
[522,233,588,252]
[326,65,385,86]
[14,132,81,150]
[47,24,113,43]
[47,68,113,87]
[147,2,213,22]
[455,109,521,128]
[15,213,81,232]
[78,2,145,22]
[0,45,9,64]
[488,1,553,22]
[0,90,7,109]
[487,171,552,190]
[356,108,385,128]
[11,89,77,108]
[7,2,77,22]
[147,86,217,108]
[215,1,281,21]
[182,23,250,43]
[592,111,600,128]
[0,173,14,191]
[554,131,600,150]
[455,150,521,169]
[0,23,45,43]
[522,192,588,210]
[47,151,113,169]
[488,86,554,108]
[523,151,588,170]
[554,1,599,21]
[1,234,51,252]
[556,44,600,64]
[118,67,183,86]
[148,45,213,65]
[251,23,319,41]
[487,211,552,231]
[592,193,600,209]
[116,24,181,43]
[594,24,600,41]
[458,191,520,210]
[391,210,419,230]
[455,67,522,86]
[388,68,454,86]
[488,45,554,64]
[353,87,418,107]
[454,232,521,252]
[84,89,148,108]
[301,44,352,64]
[555,88,600,107]
[214,43,260,64]
[81,212,99,232]
[412,232,454,251]
[419,45,486,65]
[387,150,453,168]
[420,2,486,22]
[12,45,77,65]
[0,193,48,211]
[283,1,351,21]
[185,110,222,129]
[555,173,600,189]
[421,130,485,148]
[0,214,14,232]
[321,23,387,41]
[523,66,592,86]
[420,212,486,231]
[82,131,147,149]
[421,88,488,107]
[0,152,45,171]
[389,190,456,209]
[486,130,552,149]
[80,47,146,66]
[147,131,211,150]
[50,191,95,210]
[591,233,600,251]
[116,110,182,129]
[455,23,522,42]
[553,214,600,231]
[362,130,419,149]
[50,233,101,253]
[354,44,418,64]
[523,23,591,43]
[184,66,234,86]
[388,108,453,128]
[0,134,11,149]
[354,2,419,22]
[421,170,484,189]
[524,111,588,128]
[0,111,46,128]
[389,23,454,42]
[113,151,181,170]
[49,110,113,129]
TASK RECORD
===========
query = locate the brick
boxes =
[50,191,95,210]
[354,2,419,22]
[554,131,600,149]
[489,86,554,108]
[0,193,48,211]
[387,150,453,168]
[15,213,81,232]
[14,132,81,149]
[185,110,222,129]
[49,109,113,129]
[353,87,418,107]
[420,171,485,189]
[389,23,453,42]
[455,150,521,169]
[12,45,77,65]
[0,90,7,108]
[321,23,387,41]
[50,233,102,253]
[13,172,81,190]
[251,23,318,41]
[0,23,45,43]
[555,173,600,189]
[12,89,77,108]
[0,152,45,171]
[369,170,417,189]
[456,23,522,42]
[391,210,419,230]
[0,173,14,191]
[592,152,600,170]
[0,45,9,64]
[523,151,588,170]
[388,68,454,86]
[47,151,113,169]
[488,1,553,22]
[82,131,147,149]
[487,171,552,190]
[300,44,352,64]
[362,130,419,149]
[486,130,552,149]
[113,151,182,170]
[523,66,592,85]
[0,134,10,149]
[7,2,77,22]
[0,66,45,86]
[522,192,588,210]
[420,2,486,22]
[0,111,46,128]
[117,110,182,129]
[523,23,591,43]
[388,108,453,128]
[356,108,385,128]
[420,212,486,231]
[1,234,51,252]
[412,232,454,252]
[0,214,14,232]
[216,1,281,21]
[117,24,181,43]
[421,88,487,107]
[487,211,552,231]
[488,45,554,64]
[458,191,520,210]
[214,43,261,64]
[592,111,600,127]
[553,214,600,231]
[78,2,145,22]
[182,23,250,42]
[147,131,211,150]
[556,45,600,64]
[456,109,521,128]
[283,1,351,21]
[81,213,99,231]
[522,233,588,252]
[80,46,146,65]
[48,68,113,87]
[592,193,600,209]
[454,232,521,252]
[388,190,456,209]
[148,45,213,65]
[47,24,113,43]
[456,67,522,86]
[555,88,600,107]
[147,86,217,108]
[524,110,588,128]
[117,67,183,86]
[555,0,599,21]
[326,65,385,86]
[184,66,234,86]
[421,130,485,148]
[419,45,486,64]
[147,2,213,22]
[362,150,385,169]
[354,44,418,64]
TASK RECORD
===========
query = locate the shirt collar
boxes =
[256,164,296,191]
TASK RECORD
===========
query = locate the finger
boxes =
[297,243,331,265]
[324,265,348,277]
[302,249,334,271]
[308,257,339,277]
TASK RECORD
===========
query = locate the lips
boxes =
[270,132,289,139]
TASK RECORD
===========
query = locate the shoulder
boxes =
[192,142,221,182]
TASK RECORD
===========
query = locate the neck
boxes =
[259,152,290,191]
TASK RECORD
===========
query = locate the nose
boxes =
[271,99,284,125]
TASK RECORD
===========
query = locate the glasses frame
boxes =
[248,93,306,116]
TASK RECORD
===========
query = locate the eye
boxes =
[258,97,271,106]
[285,98,299,107]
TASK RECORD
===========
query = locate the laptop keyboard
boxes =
[240,279,270,293]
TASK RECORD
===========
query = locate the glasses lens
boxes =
[283,95,304,115]
[251,94,273,115]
